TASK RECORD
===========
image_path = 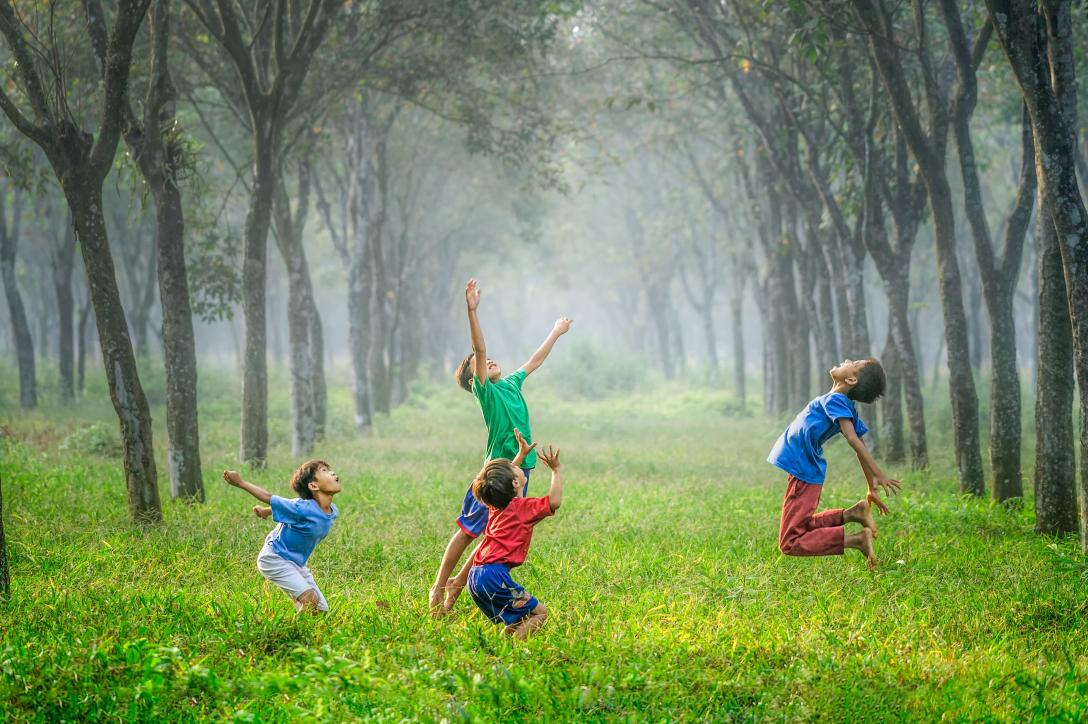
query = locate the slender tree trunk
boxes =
[888,274,929,467]
[731,290,746,408]
[240,139,275,466]
[52,216,75,402]
[308,295,327,441]
[154,180,203,501]
[68,184,160,523]
[347,268,373,428]
[0,185,36,408]
[77,292,92,395]
[881,313,906,462]
[1033,215,1077,533]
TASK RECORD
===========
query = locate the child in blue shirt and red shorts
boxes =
[468,439,563,639]
[768,358,901,570]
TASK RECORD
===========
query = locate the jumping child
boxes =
[429,278,571,615]
[767,358,900,570]
[224,460,341,613]
[468,440,562,639]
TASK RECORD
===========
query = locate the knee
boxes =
[779,539,798,556]
[533,603,548,620]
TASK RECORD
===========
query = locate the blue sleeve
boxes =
[270,495,305,525]
[821,393,854,422]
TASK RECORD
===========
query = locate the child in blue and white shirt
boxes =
[224,460,340,613]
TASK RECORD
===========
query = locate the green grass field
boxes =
[1,362,1086,721]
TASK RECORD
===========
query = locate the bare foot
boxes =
[442,579,466,614]
[857,527,876,571]
[846,498,877,538]
[429,584,446,618]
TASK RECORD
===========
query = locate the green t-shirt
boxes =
[472,368,536,469]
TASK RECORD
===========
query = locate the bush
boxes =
[543,343,649,400]
[58,423,123,458]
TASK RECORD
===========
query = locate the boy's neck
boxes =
[313,491,336,513]
[830,381,852,396]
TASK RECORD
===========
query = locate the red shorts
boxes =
[778,475,844,556]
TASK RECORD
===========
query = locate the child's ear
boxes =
[845,375,859,387]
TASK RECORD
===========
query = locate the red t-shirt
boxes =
[472,496,555,567]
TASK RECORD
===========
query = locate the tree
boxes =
[0,0,161,523]
[0,179,35,408]
[182,0,342,466]
[986,0,1088,543]
[851,0,985,495]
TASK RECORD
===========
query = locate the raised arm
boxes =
[511,428,537,468]
[538,445,563,511]
[521,317,573,377]
[466,278,488,384]
[223,470,273,504]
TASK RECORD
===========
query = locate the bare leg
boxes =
[504,603,548,640]
[844,528,876,571]
[843,497,877,537]
[294,588,324,615]
[443,547,478,613]
[430,529,474,616]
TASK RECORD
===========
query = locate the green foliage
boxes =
[540,342,648,400]
[58,423,123,458]
[0,368,1086,720]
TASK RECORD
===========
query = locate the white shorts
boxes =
[256,544,329,611]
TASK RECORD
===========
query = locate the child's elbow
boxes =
[549,498,562,512]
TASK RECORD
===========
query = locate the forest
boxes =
[0,0,1086,720]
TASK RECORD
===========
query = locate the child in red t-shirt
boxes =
[467,442,562,639]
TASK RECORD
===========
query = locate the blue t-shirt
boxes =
[265,495,338,567]
[767,391,869,484]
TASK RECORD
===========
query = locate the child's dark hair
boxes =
[455,354,475,392]
[472,459,518,509]
[848,359,886,404]
[290,459,329,499]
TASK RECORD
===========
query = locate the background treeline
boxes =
[0,0,1086,555]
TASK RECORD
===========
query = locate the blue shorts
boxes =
[468,563,539,626]
[456,467,531,538]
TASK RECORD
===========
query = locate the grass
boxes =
[0,360,1086,721]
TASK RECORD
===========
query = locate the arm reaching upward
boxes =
[521,317,573,377]
[223,470,273,504]
[465,278,488,384]
[538,445,563,511]
[511,428,538,468]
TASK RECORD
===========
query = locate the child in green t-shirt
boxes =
[429,278,572,616]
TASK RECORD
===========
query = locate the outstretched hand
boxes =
[223,470,243,487]
[253,505,272,519]
[867,491,890,516]
[538,445,561,471]
[553,317,573,336]
[514,428,537,460]
[872,475,901,498]
[465,278,481,311]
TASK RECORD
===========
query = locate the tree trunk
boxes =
[1033,215,1077,533]
[52,216,75,402]
[347,250,373,428]
[0,184,36,408]
[308,294,327,441]
[77,292,92,395]
[881,313,906,463]
[240,140,275,467]
[731,289,746,408]
[69,184,161,523]
[888,274,929,467]
[154,180,203,501]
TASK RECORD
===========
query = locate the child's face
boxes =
[829,359,869,385]
[510,466,527,496]
[310,465,341,496]
[485,357,501,382]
